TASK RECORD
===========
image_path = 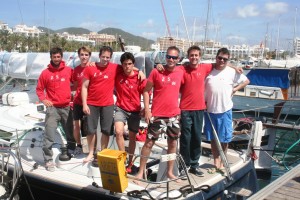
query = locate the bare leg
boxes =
[133,139,154,185]
[128,131,137,164]
[73,120,81,145]
[115,122,125,151]
[101,134,110,150]
[219,143,228,169]
[83,134,95,163]
[166,139,180,182]
[211,140,221,169]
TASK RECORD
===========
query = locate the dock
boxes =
[249,164,300,200]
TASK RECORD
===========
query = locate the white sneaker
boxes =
[73,146,83,157]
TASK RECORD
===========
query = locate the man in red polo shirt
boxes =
[81,46,119,162]
[114,52,147,172]
[72,46,92,156]
[135,46,184,183]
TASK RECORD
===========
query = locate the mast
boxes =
[294,7,297,40]
[294,7,298,56]
[17,0,24,24]
[203,0,211,54]
[44,0,46,28]
[160,0,172,38]
[264,23,269,58]
[192,18,196,45]
[276,17,280,60]
[178,0,191,46]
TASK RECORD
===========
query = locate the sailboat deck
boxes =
[0,102,257,199]
[127,150,242,188]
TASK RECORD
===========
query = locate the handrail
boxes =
[282,138,300,170]
[0,148,23,200]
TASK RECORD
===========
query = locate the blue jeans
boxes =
[180,110,204,169]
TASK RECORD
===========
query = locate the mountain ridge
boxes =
[37,26,155,50]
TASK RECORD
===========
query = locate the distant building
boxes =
[156,37,191,52]
[0,21,12,33]
[151,43,160,51]
[59,32,95,46]
[13,24,43,37]
[294,37,300,58]
[83,32,116,45]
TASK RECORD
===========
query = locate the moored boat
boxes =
[0,51,259,199]
[233,67,300,116]
[0,95,258,199]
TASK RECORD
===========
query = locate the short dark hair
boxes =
[166,46,180,55]
[216,47,230,57]
[50,47,63,57]
[77,46,91,56]
[187,45,201,56]
[120,52,135,64]
[99,46,113,57]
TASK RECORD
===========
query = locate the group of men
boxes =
[36,45,249,181]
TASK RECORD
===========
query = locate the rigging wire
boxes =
[16,0,24,24]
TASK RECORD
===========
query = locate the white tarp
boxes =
[0,51,159,80]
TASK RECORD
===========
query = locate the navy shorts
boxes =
[73,104,85,120]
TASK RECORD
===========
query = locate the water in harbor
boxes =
[235,112,300,192]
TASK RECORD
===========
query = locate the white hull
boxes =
[0,98,258,199]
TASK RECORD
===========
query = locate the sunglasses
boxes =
[217,56,228,62]
[166,54,179,60]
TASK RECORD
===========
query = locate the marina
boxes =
[0,1,300,198]
[0,49,299,199]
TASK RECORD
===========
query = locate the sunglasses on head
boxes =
[166,54,179,60]
[217,56,228,62]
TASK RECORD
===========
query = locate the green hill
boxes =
[38,26,55,34]
[98,28,154,50]
[37,26,155,50]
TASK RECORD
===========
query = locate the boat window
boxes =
[250,92,256,97]
[0,130,13,142]
[238,88,245,92]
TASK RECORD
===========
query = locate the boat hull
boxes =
[232,95,300,116]
[16,172,119,200]
[11,158,257,200]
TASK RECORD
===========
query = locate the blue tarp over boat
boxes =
[246,68,290,89]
